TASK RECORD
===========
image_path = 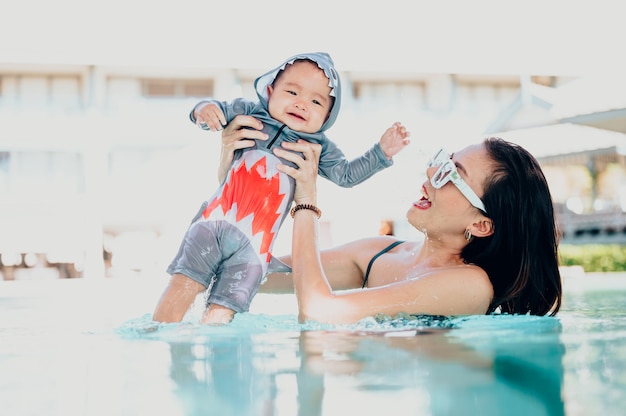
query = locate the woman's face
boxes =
[407,143,492,238]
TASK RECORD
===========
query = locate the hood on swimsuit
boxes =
[254,52,341,133]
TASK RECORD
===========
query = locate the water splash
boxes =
[116,311,463,344]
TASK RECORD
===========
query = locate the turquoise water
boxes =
[1,274,624,416]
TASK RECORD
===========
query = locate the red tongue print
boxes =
[203,156,286,260]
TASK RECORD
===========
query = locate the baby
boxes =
[157,52,410,324]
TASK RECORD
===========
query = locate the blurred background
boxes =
[1,0,625,280]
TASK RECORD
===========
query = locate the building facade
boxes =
[0,61,590,279]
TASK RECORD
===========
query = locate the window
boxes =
[142,79,213,98]
[0,74,82,110]
[6,151,83,195]
[352,80,426,112]
[0,152,9,193]
[453,75,519,116]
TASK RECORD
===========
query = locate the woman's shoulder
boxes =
[397,263,492,315]
[333,236,416,252]
[432,264,493,306]
[431,262,491,283]
[325,237,418,266]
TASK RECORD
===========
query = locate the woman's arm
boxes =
[261,237,392,294]
[273,140,335,320]
[274,140,376,322]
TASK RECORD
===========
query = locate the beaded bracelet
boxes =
[290,203,322,219]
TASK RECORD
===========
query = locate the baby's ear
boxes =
[471,219,494,238]
[266,85,274,97]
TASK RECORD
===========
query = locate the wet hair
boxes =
[461,137,562,316]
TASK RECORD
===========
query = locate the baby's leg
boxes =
[153,273,207,322]
[165,220,268,325]
[201,303,237,324]
[202,224,266,324]
[159,219,222,323]
[202,260,264,324]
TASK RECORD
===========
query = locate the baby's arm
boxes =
[318,122,410,187]
[378,122,411,158]
[193,102,227,132]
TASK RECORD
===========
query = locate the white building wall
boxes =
[0,62,523,279]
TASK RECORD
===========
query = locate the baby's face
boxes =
[266,60,333,134]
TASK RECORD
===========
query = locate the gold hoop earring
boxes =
[464,229,473,241]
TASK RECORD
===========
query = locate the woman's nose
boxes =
[425,164,438,179]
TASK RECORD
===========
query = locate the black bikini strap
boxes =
[362,240,405,288]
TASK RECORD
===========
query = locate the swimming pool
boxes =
[1,273,624,416]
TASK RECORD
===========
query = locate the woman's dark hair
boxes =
[462,137,562,316]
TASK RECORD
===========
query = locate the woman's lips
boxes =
[414,196,432,209]
[414,185,432,209]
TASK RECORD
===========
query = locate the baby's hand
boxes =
[379,122,410,158]
[195,102,227,132]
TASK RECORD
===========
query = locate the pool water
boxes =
[1,274,624,416]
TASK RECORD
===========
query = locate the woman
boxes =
[267,119,562,324]
[154,115,562,325]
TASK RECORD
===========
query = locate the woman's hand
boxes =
[218,115,267,182]
[274,140,322,205]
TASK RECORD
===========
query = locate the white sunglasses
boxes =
[427,149,487,214]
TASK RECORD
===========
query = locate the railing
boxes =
[558,210,626,244]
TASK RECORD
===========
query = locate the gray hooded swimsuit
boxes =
[167,52,393,313]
